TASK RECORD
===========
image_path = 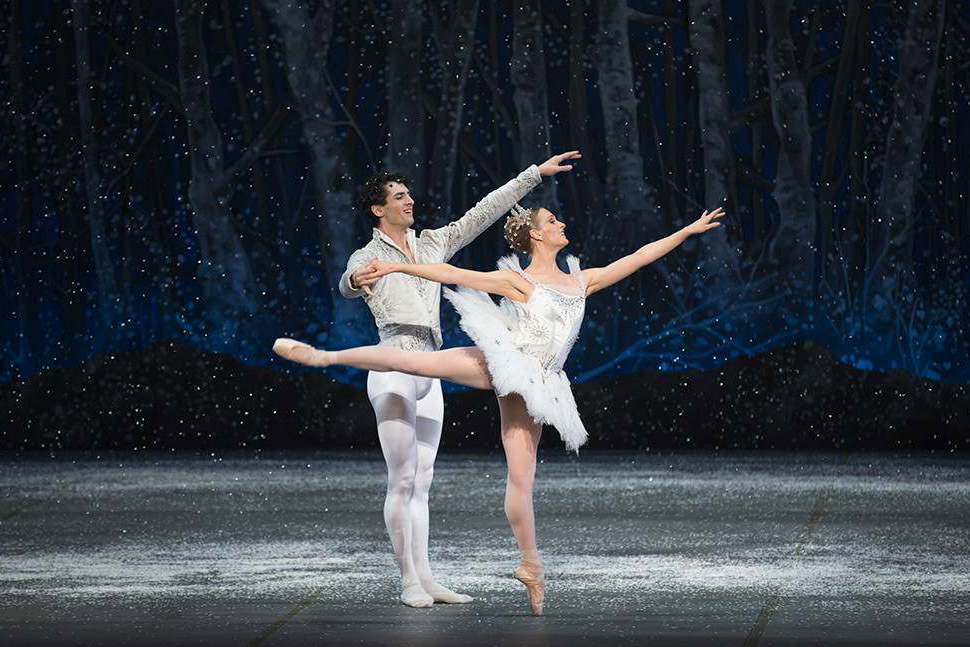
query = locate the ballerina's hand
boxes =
[355,258,398,286]
[537,150,582,177]
[685,207,726,236]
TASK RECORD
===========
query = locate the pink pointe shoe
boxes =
[513,565,545,616]
[272,338,330,367]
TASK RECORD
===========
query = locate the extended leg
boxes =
[409,379,473,604]
[273,339,492,390]
[498,393,545,616]
[368,372,433,609]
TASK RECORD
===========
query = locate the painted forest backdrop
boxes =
[2,0,970,391]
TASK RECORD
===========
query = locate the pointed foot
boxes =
[272,338,330,367]
[513,566,545,616]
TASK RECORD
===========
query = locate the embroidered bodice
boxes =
[497,255,586,373]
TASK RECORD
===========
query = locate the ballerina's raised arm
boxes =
[581,207,725,296]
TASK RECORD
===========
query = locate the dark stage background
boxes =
[1,0,968,451]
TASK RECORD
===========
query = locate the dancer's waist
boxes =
[377,324,439,352]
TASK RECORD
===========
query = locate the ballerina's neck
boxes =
[521,252,558,274]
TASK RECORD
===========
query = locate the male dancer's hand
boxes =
[684,207,726,236]
[351,259,380,297]
[537,151,582,177]
[357,259,397,282]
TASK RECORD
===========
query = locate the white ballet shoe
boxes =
[272,337,330,367]
[400,583,434,608]
[420,581,473,604]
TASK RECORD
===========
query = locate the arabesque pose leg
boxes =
[273,340,492,389]
[274,338,545,613]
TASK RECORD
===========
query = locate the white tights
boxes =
[367,369,471,605]
[338,346,543,577]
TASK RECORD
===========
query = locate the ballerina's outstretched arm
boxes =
[582,207,726,296]
[354,261,534,303]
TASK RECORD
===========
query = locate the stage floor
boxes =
[1,450,968,646]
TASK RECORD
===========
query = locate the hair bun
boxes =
[504,206,535,253]
[503,216,524,251]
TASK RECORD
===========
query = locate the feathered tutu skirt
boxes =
[443,287,588,452]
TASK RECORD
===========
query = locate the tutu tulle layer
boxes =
[443,286,588,451]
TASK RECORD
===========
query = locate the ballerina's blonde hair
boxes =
[503,203,541,254]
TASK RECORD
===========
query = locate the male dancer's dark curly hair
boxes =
[356,171,412,227]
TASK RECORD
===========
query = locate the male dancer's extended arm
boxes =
[582,208,726,296]
[426,151,581,261]
[358,261,534,303]
[338,249,377,299]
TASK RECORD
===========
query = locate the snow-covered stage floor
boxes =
[2,450,968,646]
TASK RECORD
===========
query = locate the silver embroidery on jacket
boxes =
[337,166,542,349]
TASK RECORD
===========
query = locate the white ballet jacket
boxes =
[339,165,542,351]
[444,255,589,451]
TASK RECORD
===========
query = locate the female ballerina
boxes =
[274,203,725,614]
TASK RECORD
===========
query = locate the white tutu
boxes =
[443,255,588,451]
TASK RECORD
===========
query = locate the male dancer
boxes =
[340,152,580,608]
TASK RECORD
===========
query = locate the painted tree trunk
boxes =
[818,0,864,285]
[385,0,425,192]
[53,6,85,352]
[688,0,739,277]
[872,0,946,278]
[174,0,256,317]
[848,9,871,286]
[511,0,558,213]
[8,0,35,367]
[763,0,816,277]
[427,0,480,222]
[249,0,299,311]
[72,0,119,330]
[567,0,603,244]
[661,0,679,227]
[943,11,960,251]
[747,0,767,247]
[592,0,663,357]
[262,0,358,341]
[220,0,270,223]
[131,0,180,303]
[595,0,662,246]
[250,0,291,215]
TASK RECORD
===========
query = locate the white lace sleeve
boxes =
[421,165,542,262]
